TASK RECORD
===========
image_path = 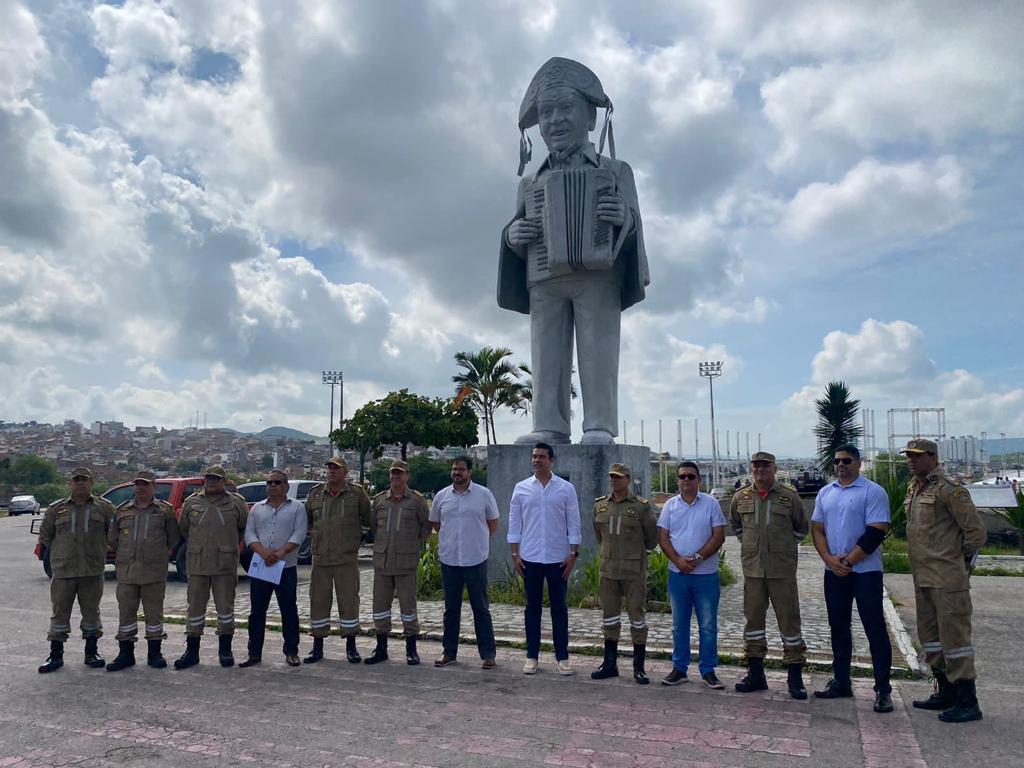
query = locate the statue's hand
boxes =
[507,218,542,247]
[596,194,626,227]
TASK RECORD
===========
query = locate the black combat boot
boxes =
[364,635,389,665]
[218,634,234,667]
[147,639,167,669]
[105,641,136,672]
[632,644,649,685]
[84,637,105,668]
[346,635,361,664]
[735,657,769,693]
[38,641,64,674]
[406,635,420,666]
[591,639,619,680]
[304,636,325,664]
[174,636,201,669]
[913,669,957,710]
[938,679,983,723]
[787,663,807,699]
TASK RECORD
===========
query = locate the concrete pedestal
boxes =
[486,443,652,580]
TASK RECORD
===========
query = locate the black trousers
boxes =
[248,566,299,657]
[441,561,496,659]
[824,569,892,693]
[523,560,569,661]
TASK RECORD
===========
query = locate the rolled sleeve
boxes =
[565,485,582,545]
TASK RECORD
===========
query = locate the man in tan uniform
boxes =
[365,460,431,666]
[591,463,658,683]
[729,451,809,698]
[303,456,372,664]
[903,438,987,723]
[174,465,247,669]
[106,470,181,671]
[37,467,116,673]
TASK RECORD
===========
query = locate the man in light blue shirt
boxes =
[657,461,727,689]
[811,444,893,713]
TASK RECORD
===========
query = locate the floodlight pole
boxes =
[699,361,724,490]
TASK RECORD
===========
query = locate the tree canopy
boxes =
[814,380,863,474]
[452,347,527,445]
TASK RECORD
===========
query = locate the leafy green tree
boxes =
[174,457,205,474]
[452,347,524,444]
[814,381,863,475]
[0,455,60,486]
[997,491,1024,555]
[260,453,274,469]
[509,362,578,417]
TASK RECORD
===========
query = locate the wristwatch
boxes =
[694,553,704,564]
[569,551,579,558]
[840,557,852,568]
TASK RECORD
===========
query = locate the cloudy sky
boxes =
[1,0,1021,457]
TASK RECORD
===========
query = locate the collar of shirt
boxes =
[451,482,474,496]
[830,475,867,490]
[539,142,600,173]
[676,492,703,507]
[325,483,349,498]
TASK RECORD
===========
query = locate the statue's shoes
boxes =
[514,431,571,445]
[580,430,615,445]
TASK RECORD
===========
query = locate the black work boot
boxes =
[364,635,389,665]
[147,639,167,669]
[591,639,619,680]
[304,636,325,664]
[106,641,136,672]
[938,679,983,723]
[913,669,957,710]
[787,663,807,699]
[38,641,64,674]
[632,644,649,685]
[84,637,105,668]
[218,634,234,667]
[406,635,420,666]
[174,636,201,670]
[346,635,361,664]
[735,657,769,693]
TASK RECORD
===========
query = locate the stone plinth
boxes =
[486,443,652,580]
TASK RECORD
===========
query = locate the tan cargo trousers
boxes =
[599,576,648,644]
[115,581,167,642]
[185,574,237,637]
[742,576,806,664]
[309,562,362,638]
[47,575,104,642]
[372,571,418,637]
[915,583,976,681]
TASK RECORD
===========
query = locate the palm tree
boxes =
[452,347,524,445]
[507,363,579,419]
[814,380,863,475]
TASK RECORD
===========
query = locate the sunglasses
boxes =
[677,474,698,480]
[266,479,285,486]
[751,462,772,468]
[833,457,855,465]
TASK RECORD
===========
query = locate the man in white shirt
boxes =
[657,461,727,689]
[239,469,308,668]
[508,443,582,675]
[430,456,500,669]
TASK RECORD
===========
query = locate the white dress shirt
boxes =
[429,481,499,567]
[656,491,727,575]
[507,473,582,564]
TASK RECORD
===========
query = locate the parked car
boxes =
[9,495,41,516]
[236,479,319,564]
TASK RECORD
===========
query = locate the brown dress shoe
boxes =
[481,658,496,669]
[434,654,458,668]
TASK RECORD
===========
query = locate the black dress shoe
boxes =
[238,657,262,668]
[814,678,854,699]
[874,691,894,713]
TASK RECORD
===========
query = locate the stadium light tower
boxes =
[322,370,344,455]
[699,361,724,489]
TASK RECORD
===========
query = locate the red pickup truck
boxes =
[34,477,206,580]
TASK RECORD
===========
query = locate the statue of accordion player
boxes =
[498,57,650,446]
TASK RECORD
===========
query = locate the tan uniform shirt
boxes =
[371,489,431,575]
[178,491,247,576]
[729,483,808,579]
[305,481,372,566]
[593,494,658,580]
[108,498,181,584]
[906,470,987,590]
[38,495,116,578]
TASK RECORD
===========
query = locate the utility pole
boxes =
[322,371,344,457]
[623,420,627,444]
[699,361,723,490]
[641,420,645,446]
[676,419,682,462]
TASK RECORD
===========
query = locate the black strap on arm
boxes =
[856,525,887,555]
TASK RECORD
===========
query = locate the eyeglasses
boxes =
[677,474,698,480]
[266,479,285,486]
[833,457,855,465]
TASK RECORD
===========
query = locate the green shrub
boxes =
[646,550,670,604]
[718,555,737,587]
[416,536,443,599]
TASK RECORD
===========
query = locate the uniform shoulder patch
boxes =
[372,490,387,500]
[155,499,174,512]
[594,494,609,502]
[117,499,133,510]
[412,490,424,497]
[97,497,117,512]
[637,496,649,504]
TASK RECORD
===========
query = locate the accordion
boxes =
[525,167,618,282]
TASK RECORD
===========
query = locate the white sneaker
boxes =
[523,657,539,675]
[556,659,573,676]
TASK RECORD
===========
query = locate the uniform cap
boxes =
[389,460,409,473]
[203,465,227,478]
[750,451,776,463]
[325,456,348,469]
[69,467,93,480]
[133,470,156,484]
[901,438,938,455]
[608,463,631,477]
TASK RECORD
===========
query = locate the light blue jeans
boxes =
[668,570,721,676]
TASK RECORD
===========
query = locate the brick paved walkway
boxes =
[165,548,913,673]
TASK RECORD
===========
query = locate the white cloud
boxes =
[0,0,47,102]
[690,296,776,325]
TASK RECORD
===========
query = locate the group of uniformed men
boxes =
[34,439,986,724]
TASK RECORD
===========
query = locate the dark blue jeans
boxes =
[824,569,892,693]
[248,566,299,657]
[522,560,569,660]
[441,561,496,660]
